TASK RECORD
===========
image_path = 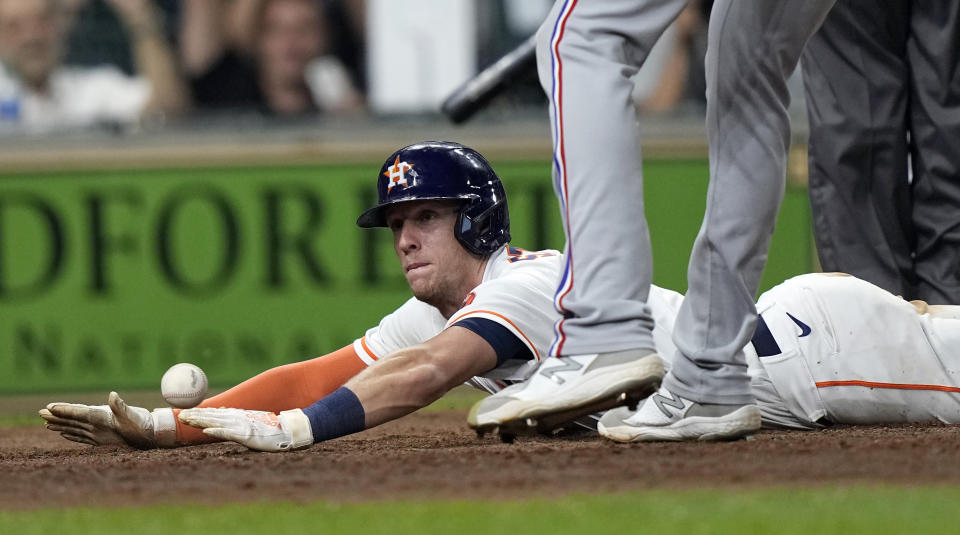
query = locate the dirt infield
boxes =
[3,410,960,510]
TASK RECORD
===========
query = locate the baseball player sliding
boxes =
[40,142,960,451]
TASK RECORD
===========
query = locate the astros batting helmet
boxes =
[357,141,511,256]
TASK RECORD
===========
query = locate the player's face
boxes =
[258,0,328,85]
[0,0,64,88]
[386,200,485,315]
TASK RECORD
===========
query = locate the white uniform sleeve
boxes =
[445,261,559,381]
[353,297,447,366]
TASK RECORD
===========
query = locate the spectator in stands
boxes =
[181,0,362,116]
[632,1,707,114]
[0,0,189,134]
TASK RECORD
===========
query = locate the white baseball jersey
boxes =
[354,246,960,429]
[353,244,684,394]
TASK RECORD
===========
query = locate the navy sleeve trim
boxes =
[453,317,533,366]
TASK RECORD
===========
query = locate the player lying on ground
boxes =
[40,142,960,451]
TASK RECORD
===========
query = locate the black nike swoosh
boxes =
[787,312,812,337]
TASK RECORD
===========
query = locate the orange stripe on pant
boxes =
[816,380,960,393]
[174,345,368,445]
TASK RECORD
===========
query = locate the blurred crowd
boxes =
[0,0,710,136]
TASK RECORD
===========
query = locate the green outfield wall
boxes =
[0,160,812,393]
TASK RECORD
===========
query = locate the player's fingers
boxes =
[202,427,241,443]
[44,421,90,434]
[182,414,235,429]
[46,401,90,412]
[60,406,115,431]
[46,424,97,445]
[46,403,116,431]
[39,410,96,432]
[58,432,98,446]
[108,391,147,428]
[177,409,205,427]
[106,391,157,450]
[45,422,92,436]
[39,408,63,423]
[45,403,94,422]
[179,409,237,428]
[107,391,129,420]
[179,407,227,419]
[40,407,83,425]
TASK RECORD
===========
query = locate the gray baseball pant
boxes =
[537,0,835,404]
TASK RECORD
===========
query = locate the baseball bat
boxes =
[441,35,537,124]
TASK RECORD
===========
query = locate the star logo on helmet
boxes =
[384,156,416,193]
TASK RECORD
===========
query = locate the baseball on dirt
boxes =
[161,363,208,408]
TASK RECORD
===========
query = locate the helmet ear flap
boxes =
[456,211,479,255]
[456,198,511,255]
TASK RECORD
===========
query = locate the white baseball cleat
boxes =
[597,385,761,442]
[467,350,665,440]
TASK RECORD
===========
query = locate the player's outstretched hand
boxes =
[178,408,313,452]
[39,402,126,447]
[39,392,157,449]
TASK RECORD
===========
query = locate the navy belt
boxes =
[751,314,782,357]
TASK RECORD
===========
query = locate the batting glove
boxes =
[178,408,314,452]
[39,392,175,449]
